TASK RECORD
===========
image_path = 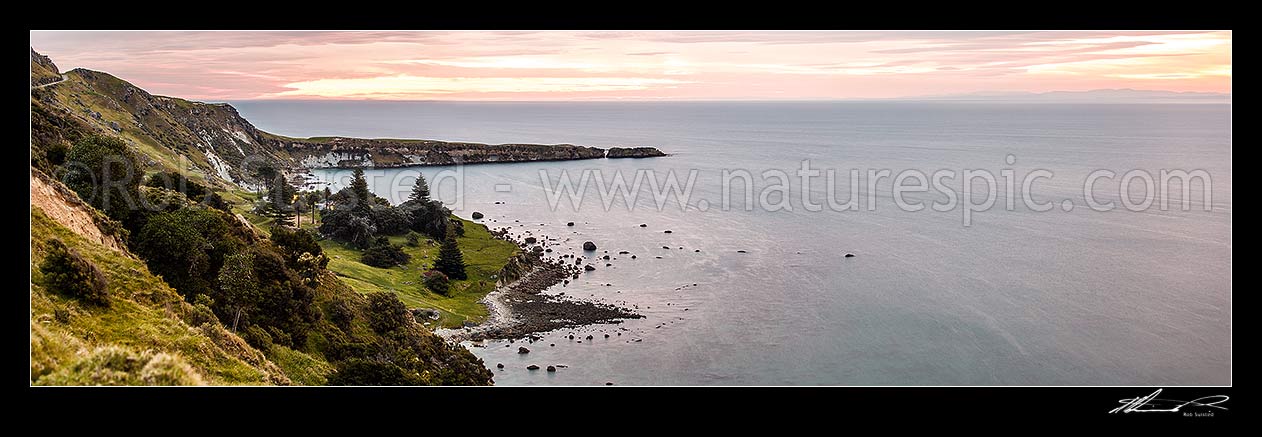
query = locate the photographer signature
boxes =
[1109,389,1229,414]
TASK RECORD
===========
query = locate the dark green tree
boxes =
[361,235,411,268]
[255,164,296,222]
[349,167,372,214]
[433,229,467,280]
[318,209,377,248]
[63,135,143,221]
[132,208,239,298]
[409,173,431,203]
[217,250,259,331]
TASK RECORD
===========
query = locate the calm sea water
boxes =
[234,101,1232,386]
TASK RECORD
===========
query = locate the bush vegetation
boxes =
[39,239,109,306]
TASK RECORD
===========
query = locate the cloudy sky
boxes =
[30,31,1231,101]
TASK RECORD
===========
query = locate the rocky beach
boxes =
[437,227,643,343]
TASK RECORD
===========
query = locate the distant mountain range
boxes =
[902,89,1231,103]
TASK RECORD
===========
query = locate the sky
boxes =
[30,31,1231,101]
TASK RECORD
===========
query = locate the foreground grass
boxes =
[319,218,518,328]
[30,209,283,385]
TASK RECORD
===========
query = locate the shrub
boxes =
[399,199,454,240]
[318,209,376,248]
[361,236,411,268]
[144,171,208,200]
[371,205,414,235]
[293,252,325,287]
[365,292,409,334]
[405,231,422,247]
[45,141,68,167]
[187,302,219,327]
[242,325,273,350]
[54,307,72,323]
[327,296,356,331]
[270,226,324,264]
[267,326,293,348]
[203,192,231,211]
[422,270,450,295]
[40,239,109,306]
[139,353,203,386]
[326,358,410,386]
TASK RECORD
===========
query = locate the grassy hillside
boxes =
[29,50,501,385]
[320,218,519,328]
[31,208,291,385]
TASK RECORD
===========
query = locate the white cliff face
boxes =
[229,129,253,145]
[224,128,250,155]
[299,151,374,168]
[203,148,235,183]
[403,154,437,165]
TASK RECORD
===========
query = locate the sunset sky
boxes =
[29,31,1231,101]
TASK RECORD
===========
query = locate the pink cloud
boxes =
[29,31,1230,101]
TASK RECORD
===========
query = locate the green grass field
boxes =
[319,218,518,328]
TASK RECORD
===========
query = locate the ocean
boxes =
[233,100,1232,385]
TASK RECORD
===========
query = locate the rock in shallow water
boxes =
[583,241,597,251]
[518,346,530,354]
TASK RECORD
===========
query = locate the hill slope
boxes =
[30,51,499,385]
[31,170,291,385]
[29,48,663,191]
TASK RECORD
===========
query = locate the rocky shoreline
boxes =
[437,240,642,343]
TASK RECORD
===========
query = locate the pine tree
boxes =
[433,229,467,280]
[349,167,372,214]
[409,173,431,203]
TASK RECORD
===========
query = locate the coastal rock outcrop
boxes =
[606,147,667,158]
